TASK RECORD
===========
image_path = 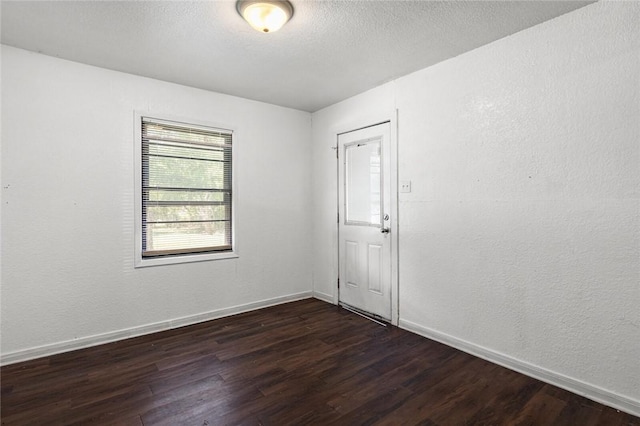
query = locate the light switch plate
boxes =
[400,180,411,193]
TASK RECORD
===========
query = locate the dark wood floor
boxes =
[1,299,638,425]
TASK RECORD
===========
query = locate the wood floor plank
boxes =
[332,386,415,426]
[139,378,263,425]
[2,298,638,425]
[508,386,566,426]
[374,356,495,425]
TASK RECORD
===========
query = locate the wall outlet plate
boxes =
[400,180,411,193]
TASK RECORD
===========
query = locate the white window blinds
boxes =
[141,117,232,257]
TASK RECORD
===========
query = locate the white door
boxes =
[338,122,392,320]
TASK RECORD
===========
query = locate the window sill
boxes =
[135,251,239,268]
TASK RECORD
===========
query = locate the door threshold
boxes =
[340,303,388,327]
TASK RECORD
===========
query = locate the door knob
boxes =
[380,227,390,234]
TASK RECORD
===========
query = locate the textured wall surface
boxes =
[1,46,312,358]
[312,1,639,409]
[396,1,639,404]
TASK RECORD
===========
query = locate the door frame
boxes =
[334,110,399,326]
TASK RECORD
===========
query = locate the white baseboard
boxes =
[313,290,335,304]
[399,319,640,418]
[1,291,312,366]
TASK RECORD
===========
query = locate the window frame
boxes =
[134,112,238,268]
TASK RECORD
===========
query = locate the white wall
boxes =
[1,46,312,361]
[312,1,639,414]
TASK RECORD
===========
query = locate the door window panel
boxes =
[345,139,381,226]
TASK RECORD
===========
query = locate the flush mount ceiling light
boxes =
[237,0,293,33]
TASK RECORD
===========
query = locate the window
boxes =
[344,139,381,226]
[136,115,235,266]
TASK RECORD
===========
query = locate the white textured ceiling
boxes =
[1,1,593,112]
